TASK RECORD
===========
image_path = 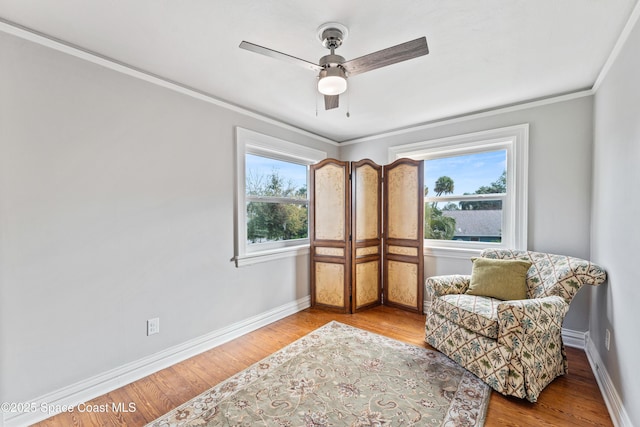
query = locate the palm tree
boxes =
[434,176,454,197]
[425,175,457,240]
[431,176,454,209]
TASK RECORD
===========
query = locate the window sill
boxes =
[234,245,310,267]
[424,245,483,260]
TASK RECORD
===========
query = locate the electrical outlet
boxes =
[605,329,611,351]
[147,318,160,336]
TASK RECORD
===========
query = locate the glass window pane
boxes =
[424,149,506,243]
[245,154,309,246]
[425,201,502,242]
[246,202,308,244]
[424,150,507,198]
[246,154,307,199]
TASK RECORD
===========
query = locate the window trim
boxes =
[388,124,528,257]
[235,127,327,267]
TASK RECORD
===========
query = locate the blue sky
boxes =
[424,150,506,196]
[247,150,506,196]
[246,154,308,190]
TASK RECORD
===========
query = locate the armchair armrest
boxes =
[529,256,607,304]
[497,296,570,402]
[426,275,471,299]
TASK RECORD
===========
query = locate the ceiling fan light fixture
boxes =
[317,67,347,95]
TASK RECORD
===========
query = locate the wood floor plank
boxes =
[110,389,151,427]
[32,306,612,426]
[169,359,217,394]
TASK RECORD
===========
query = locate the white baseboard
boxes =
[562,328,588,349]
[585,334,633,427]
[2,296,311,427]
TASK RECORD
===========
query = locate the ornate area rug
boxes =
[147,321,490,426]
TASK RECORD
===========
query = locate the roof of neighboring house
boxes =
[442,210,502,237]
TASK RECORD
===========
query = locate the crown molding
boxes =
[338,89,593,146]
[592,0,640,92]
[0,18,339,147]
[4,4,638,149]
[340,2,640,148]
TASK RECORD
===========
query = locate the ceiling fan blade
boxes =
[239,41,323,72]
[324,95,340,110]
[342,36,429,77]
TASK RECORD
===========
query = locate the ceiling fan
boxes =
[239,23,429,110]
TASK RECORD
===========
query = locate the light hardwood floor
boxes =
[34,306,612,426]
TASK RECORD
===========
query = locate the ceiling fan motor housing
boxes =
[321,28,344,50]
[319,54,346,68]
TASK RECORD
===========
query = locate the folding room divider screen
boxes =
[309,158,424,314]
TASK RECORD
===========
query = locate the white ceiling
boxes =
[1,0,637,142]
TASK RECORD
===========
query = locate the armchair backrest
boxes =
[480,249,607,304]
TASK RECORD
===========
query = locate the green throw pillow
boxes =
[466,257,532,300]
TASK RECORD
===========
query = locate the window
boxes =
[235,128,326,266]
[389,124,528,257]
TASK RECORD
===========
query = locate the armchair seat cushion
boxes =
[432,294,500,339]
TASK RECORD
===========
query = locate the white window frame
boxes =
[388,124,528,259]
[235,127,326,267]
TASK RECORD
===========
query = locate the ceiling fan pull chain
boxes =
[346,89,350,118]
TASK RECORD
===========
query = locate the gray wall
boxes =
[0,32,337,403]
[339,95,596,331]
[3,14,636,424]
[591,13,640,426]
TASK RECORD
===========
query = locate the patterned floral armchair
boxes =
[424,249,607,402]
